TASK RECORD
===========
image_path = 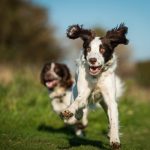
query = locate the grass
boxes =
[0,68,150,150]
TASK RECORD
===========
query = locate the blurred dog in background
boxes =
[40,62,88,136]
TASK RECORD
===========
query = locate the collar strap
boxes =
[101,58,114,72]
[52,93,66,99]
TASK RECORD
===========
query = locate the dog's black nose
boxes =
[89,58,97,64]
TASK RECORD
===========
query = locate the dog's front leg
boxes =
[100,74,120,149]
[61,66,92,120]
[61,83,91,120]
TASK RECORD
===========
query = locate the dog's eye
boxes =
[100,48,105,54]
[99,45,105,54]
[86,47,91,52]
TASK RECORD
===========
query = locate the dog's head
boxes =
[40,62,73,90]
[67,23,128,76]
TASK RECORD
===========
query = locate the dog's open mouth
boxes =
[89,66,102,76]
[45,79,59,89]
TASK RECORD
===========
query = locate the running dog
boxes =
[40,62,88,136]
[61,24,128,149]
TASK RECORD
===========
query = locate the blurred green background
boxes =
[0,0,150,150]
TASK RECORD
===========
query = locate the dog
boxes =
[61,24,128,149]
[40,62,88,136]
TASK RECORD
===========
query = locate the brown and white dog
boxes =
[61,24,128,149]
[40,62,88,136]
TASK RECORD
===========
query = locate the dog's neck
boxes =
[102,54,117,73]
[48,85,67,100]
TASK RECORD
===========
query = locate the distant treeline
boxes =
[0,0,63,65]
[136,61,150,87]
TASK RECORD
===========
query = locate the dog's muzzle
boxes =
[89,65,103,76]
[45,79,59,89]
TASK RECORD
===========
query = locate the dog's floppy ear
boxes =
[66,24,95,41]
[105,23,129,49]
[61,64,73,88]
[56,63,73,88]
[40,70,45,86]
[40,62,51,86]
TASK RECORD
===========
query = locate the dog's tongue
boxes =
[45,80,58,89]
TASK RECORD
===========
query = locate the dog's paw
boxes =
[75,129,85,137]
[60,110,74,120]
[110,142,121,150]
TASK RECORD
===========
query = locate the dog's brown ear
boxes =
[40,65,46,86]
[61,64,73,88]
[66,24,95,41]
[105,23,129,49]
[40,62,51,86]
[55,63,73,88]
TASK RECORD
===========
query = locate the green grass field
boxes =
[0,70,150,150]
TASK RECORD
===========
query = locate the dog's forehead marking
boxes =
[90,37,102,49]
[51,62,55,72]
[86,36,105,67]
[50,62,59,78]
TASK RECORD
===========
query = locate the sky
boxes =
[33,0,150,61]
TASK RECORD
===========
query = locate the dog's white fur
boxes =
[62,37,124,146]
[87,37,105,67]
